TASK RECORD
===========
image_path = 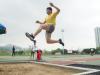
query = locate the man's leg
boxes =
[31,51,32,57]
[25,24,46,41]
[45,25,64,46]
[33,27,42,37]
[29,24,47,39]
[14,52,15,56]
[45,32,59,44]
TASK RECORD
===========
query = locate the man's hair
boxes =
[47,7,52,11]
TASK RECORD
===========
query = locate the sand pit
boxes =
[0,63,84,75]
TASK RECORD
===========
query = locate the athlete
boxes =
[26,3,64,46]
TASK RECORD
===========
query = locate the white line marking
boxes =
[74,61,86,63]
[74,70,100,75]
[35,62,100,75]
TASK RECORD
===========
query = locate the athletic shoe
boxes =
[25,32,35,41]
[59,39,64,46]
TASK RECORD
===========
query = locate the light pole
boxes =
[61,29,64,54]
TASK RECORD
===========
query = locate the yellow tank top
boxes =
[45,12,58,26]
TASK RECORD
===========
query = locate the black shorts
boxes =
[46,25,55,33]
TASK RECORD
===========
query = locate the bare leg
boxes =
[45,32,59,44]
[33,27,42,37]
[32,24,48,37]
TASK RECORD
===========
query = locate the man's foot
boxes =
[59,39,64,46]
[25,32,35,41]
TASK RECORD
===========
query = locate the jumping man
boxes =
[26,3,64,46]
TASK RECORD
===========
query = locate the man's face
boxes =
[46,9,52,15]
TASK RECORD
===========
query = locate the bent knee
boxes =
[46,39,51,44]
[40,24,47,29]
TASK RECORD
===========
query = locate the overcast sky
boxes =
[0,0,100,50]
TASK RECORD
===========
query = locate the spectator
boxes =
[31,45,37,59]
[12,45,15,56]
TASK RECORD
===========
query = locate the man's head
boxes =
[46,7,52,15]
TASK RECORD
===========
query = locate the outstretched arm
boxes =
[36,20,46,24]
[49,3,60,14]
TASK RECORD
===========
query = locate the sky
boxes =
[0,0,100,50]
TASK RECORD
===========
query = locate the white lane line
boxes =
[74,70,100,75]
[74,61,86,63]
[35,62,100,75]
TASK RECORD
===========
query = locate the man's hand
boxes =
[49,2,60,13]
[49,3,54,7]
[35,20,40,23]
[35,20,46,24]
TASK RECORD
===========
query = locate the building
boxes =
[95,27,100,48]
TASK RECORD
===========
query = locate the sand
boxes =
[0,63,84,75]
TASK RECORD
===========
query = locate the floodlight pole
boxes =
[61,29,64,54]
